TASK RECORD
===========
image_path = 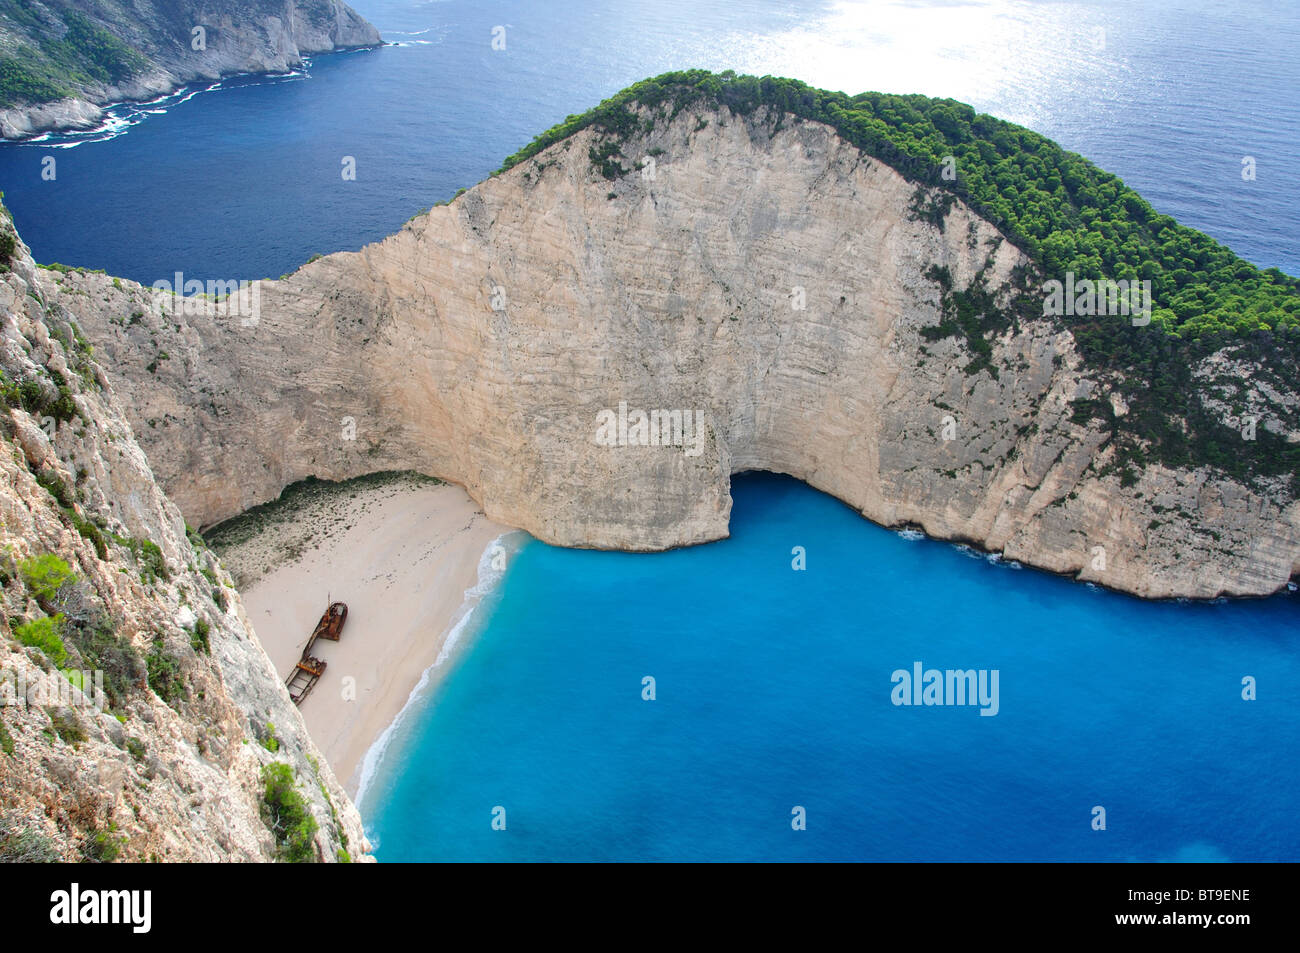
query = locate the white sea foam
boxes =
[896,528,924,541]
[18,85,208,147]
[354,530,519,813]
[17,71,310,148]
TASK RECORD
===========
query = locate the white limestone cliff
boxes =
[57,103,1300,600]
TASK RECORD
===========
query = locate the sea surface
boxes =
[361,473,1298,861]
[0,0,1295,860]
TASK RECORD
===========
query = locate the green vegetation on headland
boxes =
[0,4,148,108]
[500,70,1300,493]
[502,69,1297,338]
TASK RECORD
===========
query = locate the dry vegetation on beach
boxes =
[204,471,445,589]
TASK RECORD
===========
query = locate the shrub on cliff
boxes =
[132,539,169,584]
[71,615,142,713]
[0,812,60,862]
[0,373,79,425]
[65,509,108,560]
[18,553,75,605]
[82,823,124,863]
[34,469,74,509]
[47,707,85,746]
[14,615,68,668]
[145,640,185,706]
[189,617,211,655]
[260,763,319,863]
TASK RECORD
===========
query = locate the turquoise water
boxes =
[362,473,1299,861]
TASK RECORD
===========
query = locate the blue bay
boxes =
[363,473,1299,862]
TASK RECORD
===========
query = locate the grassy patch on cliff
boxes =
[145,639,185,706]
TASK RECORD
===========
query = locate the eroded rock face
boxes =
[60,104,1300,599]
[0,0,381,140]
[0,222,369,862]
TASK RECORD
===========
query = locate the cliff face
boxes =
[0,0,381,139]
[0,219,370,861]
[57,103,1300,600]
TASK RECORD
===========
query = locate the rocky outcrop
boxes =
[0,0,381,140]
[56,103,1300,600]
[0,216,370,861]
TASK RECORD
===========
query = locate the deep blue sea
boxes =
[1,0,1296,860]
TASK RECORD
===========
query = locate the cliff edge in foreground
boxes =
[0,208,369,861]
[59,73,1300,600]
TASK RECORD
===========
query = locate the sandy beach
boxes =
[208,473,510,797]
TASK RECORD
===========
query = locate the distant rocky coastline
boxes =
[0,0,382,140]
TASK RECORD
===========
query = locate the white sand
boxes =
[213,476,509,797]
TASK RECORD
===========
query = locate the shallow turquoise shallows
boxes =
[361,472,1298,861]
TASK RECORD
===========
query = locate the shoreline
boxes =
[353,528,518,811]
[0,43,385,144]
[208,472,511,798]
